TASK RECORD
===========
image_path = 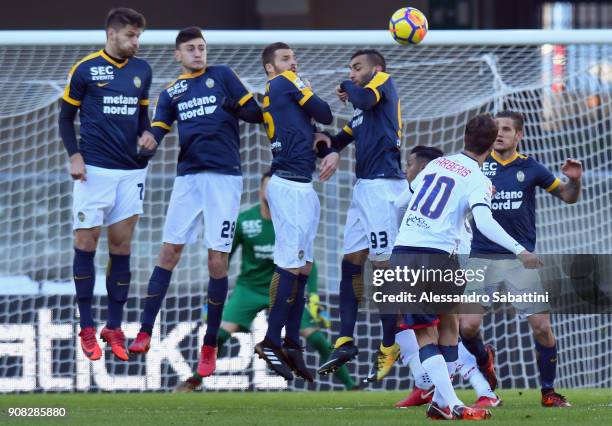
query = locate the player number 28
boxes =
[409,173,455,219]
[221,220,236,239]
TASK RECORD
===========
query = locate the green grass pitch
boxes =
[1,389,610,425]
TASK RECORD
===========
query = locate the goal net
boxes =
[0,30,610,392]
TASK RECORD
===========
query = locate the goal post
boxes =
[0,30,610,392]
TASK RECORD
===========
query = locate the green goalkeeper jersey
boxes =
[231,204,317,294]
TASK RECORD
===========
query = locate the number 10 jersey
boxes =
[395,153,493,254]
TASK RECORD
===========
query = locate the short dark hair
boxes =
[261,170,273,183]
[495,110,524,132]
[175,26,205,48]
[350,49,386,72]
[464,113,499,155]
[105,8,146,31]
[410,145,444,163]
[262,42,291,72]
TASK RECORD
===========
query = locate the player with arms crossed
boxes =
[391,114,542,420]
[459,110,582,408]
[175,172,357,391]
[315,49,408,381]
[394,146,501,409]
[254,42,336,381]
[58,8,152,361]
[127,27,262,379]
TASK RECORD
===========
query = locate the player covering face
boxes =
[253,42,336,381]
[58,7,151,362]
[315,50,407,382]
[127,27,262,380]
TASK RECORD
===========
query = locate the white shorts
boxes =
[162,172,242,252]
[343,178,408,261]
[465,257,550,315]
[72,165,148,230]
[266,175,320,269]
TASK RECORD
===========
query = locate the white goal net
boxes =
[0,30,611,392]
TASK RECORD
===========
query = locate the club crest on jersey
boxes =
[294,77,306,90]
[298,250,304,260]
[516,170,525,182]
[133,76,141,88]
[77,211,85,222]
[205,78,215,88]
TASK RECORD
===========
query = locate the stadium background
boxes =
[1,0,611,393]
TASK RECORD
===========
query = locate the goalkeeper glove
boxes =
[308,293,331,328]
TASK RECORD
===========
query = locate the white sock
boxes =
[433,387,447,408]
[447,359,458,378]
[408,352,432,389]
[421,354,464,409]
[396,329,419,366]
[459,341,495,398]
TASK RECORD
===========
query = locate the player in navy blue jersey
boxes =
[314,50,408,380]
[126,27,262,379]
[58,7,151,362]
[460,110,582,408]
[253,42,337,381]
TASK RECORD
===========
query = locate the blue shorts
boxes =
[402,314,440,329]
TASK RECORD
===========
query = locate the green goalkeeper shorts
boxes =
[222,285,319,331]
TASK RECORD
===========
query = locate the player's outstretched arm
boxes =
[550,159,583,204]
[472,205,542,268]
[339,80,378,110]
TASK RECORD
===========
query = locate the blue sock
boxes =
[105,253,131,330]
[339,260,362,339]
[439,345,459,363]
[380,314,397,347]
[265,267,298,347]
[419,343,441,363]
[140,266,173,335]
[535,341,557,391]
[284,274,307,346]
[203,276,228,347]
[440,344,459,377]
[460,332,488,366]
[73,248,96,329]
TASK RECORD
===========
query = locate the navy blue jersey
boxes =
[263,70,331,181]
[471,151,560,255]
[151,65,253,176]
[62,50,152,170]
[340,72,404,179]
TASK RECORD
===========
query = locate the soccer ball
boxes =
[389,7,428,45]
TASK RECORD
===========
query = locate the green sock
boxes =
[307,331,356,390]
[191,328,233,382]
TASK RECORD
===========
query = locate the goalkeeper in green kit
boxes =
[175,171,357,391]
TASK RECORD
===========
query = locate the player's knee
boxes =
[343,250,367,266]
[74,229,100,252]
[531,319,554,344]
[158,244,183,270]
[208,252,228,278]
[371,259,389,270]
[300,262,313,276]
[459,315,481,338]
[108,240,132,255]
